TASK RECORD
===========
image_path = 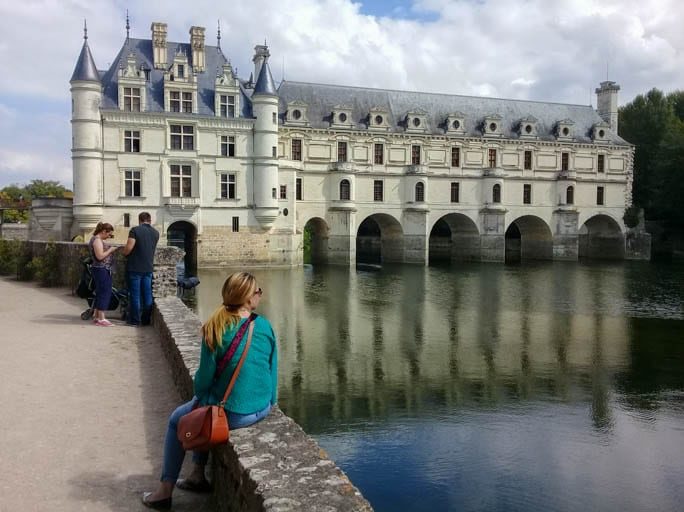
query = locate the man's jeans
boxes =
[127,271,153,325]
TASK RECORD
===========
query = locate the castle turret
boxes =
[252,44,270,85]
[596,81,620,134]
[251,50,279,229]
[70,21,104,235]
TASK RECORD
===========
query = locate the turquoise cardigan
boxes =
[194,315,278,414]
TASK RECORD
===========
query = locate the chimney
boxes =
[190,26,206,73]
[253,44,270,83]
[151,22,168,70]
[595,81,620,134]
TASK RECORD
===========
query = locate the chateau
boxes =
[69,21,644,268]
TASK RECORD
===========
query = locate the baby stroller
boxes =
[76,256,129,321]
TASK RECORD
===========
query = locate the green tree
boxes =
[0,180,71,223]
[652,117,684,227]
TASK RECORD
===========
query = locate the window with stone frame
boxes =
[561,152,569,171]
[524,150,532,170]
[374,143,384,164]
[450,182,460,203]
[170,125,194,150]
[340,179,351,200]
[219,95,236,117]
[566,186,574,205]
[170,91,181,112]
[411,145,421,165]
[292,139,302,161]
[451,147,460,167]
[220,173,236,199]
[232,216,239,232]
[492,183,501,203]
[123,87,141,112]
[338,141,348,163]
[182,92,192,113]
[221,135,236,157]
[523,184,532,204]
[124,130,140,153]
[415,182,425,202]
[597,186,605,205]
[597,154,605,173]
[177,64,185,79]
[296,178,302,200]
[488,149,497,168]
[373,180,383,201]
[124,169,141,197]
[280,185,287,199]
[170,164,192,197]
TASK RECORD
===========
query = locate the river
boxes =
[189,260,684,512]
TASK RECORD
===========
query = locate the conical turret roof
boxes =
[71,39,100,82]
[253,58,277,96]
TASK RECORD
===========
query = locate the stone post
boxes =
[479,208,506,262]
[153,246,185,298]
[552,208,579,260]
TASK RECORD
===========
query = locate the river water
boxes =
[191,261,684,512]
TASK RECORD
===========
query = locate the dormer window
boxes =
[286,101,309,125]
[446,112,466,135]
[339,112,347,123]
[592,122,610,143]
[556,119,575,140]
[483,114,503,137]
[123,87,141,112]
[219,95,235,117]
[293,109,302,120]
[519,116,538,138]
[375,115,384,125]
[215,63,240,118]
[330,105,353,129]
[368,107,390,131]
[118,53,146,112]
[405,109,428,133]
[177,64,185,79]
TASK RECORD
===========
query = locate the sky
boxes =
[1,0,683,189]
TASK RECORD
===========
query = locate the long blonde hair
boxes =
[202,272,257,351]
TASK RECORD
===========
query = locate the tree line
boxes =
[0,180,72,223]
[619,89,684,231]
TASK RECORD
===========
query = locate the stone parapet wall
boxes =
[199,226,272,267]
[152,296,373,512]
[0,224,29,241]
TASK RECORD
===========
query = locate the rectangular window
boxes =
[170,164,192,197]
[232,216,239,232]
[451,147,460,167]
[272,146,277,158]
[177,64,185,79]
[170,91,181,112]
[561,152,569,171]
[523,184,532,204]
[123,87,141,112]
[450,182,460,203]
[124,130,140,153]
[597,186,605,205]
[524,150,532,170]
[219,95,236,117]
[182,92,192,113]
[220,173,236,199]
[374,143,384,165]
[272,112,277,124]
[373,180,383,201]
[123,213,130,227]
[220,135,236,157]
[296,178,302,200]
[170,125,194,150]
[292,139,302,161]
[124,169,141,197]
[279,185,287,199]
[338,141,348,162]
[597,154,605,173]
[488,148,497,168]
[411,145,421,165]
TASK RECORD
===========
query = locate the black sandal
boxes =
[175,478,213,493]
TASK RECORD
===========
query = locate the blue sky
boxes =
[1,0,684,189]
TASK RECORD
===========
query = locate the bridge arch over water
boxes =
[505,215,553,262]
[356,213,404,264]
[429,213,480,264]
[579,214,625,259]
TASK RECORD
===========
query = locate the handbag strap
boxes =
[215,313,257,378]
[219,320,255,407]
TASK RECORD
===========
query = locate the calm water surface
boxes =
[192,261,684,512]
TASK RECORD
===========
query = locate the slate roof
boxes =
[277,81,629,145]
[99,38,253,118]
[71,40,100,82]
[253,59,278,96]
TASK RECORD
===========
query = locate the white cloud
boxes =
[0,0,683,185]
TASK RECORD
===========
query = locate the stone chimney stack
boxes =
[151,22,168,69]
[253,44,270,84]
[596,81,620,134]
[190,26,206,73]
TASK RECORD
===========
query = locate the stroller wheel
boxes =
[120,308,127,321]
[81,309,93,321]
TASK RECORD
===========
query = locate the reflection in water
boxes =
[194,261,684,512]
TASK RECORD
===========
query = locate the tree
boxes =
[0,180,72,224]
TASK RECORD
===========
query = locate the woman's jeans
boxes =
[127,271,152,325]
[91,267,112,311]
[161,397,272,482]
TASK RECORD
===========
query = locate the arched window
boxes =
[339,179,351,200]
[566,186,574,205]
[492,184,501,203]
[415,182,425,202]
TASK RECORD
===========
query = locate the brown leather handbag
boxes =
[177,321,255,451]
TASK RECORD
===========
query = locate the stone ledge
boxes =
[152,297,373,512]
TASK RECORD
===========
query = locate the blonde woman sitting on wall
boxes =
[142,271,278,510]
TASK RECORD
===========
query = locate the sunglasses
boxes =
[254,288,263,296]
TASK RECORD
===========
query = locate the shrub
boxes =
[624,205,640,229]
[0,239,20,275]
[16,243,34,281]
[27,242,61,287]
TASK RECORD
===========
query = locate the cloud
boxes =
[0,0,683,185]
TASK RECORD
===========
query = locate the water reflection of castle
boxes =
[235,264,630,430]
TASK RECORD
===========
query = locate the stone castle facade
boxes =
[69,21,643,267]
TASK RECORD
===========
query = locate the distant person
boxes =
[88,222,119,327]
[142,272,278,510]
[122,212,159,326]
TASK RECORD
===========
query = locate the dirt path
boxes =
[0,278,212,511]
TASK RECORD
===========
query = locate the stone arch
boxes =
[579,214,625,259]
[167,220,197,275]
[303,217,330,264]
[428,213,480,264]
[356,213,404,265]
[505,215,553,262]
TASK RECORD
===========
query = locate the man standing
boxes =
[122,212,159,326]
